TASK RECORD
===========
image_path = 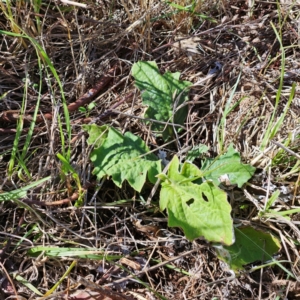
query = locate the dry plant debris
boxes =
[0,0,300,299]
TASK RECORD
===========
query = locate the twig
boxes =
[21,192,79,207]
[59,0,87,8]
[0,64,119,125]
[110,110,186,128]
[104,249,198,286]
[0,261,18,297]
[271,140,300,160]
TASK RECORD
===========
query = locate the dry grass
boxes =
[0,0,300,299]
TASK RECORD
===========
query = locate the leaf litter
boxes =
[0,1,300,299]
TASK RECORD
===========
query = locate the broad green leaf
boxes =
[158,156,234,245]
[215,226,281,272]
[132,61,192,140]
[202,144,256,188]
[180,161,204,184]
[78,106,87,113]
[186,144,209,162]
[82,124,108,149]
[88,126,161,192]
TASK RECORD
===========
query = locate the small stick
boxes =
[0,64,119,124]
[105,249,198,286]
[271,140,300,160]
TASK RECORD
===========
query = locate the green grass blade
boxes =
[0,176,51,202]
[44,260,77,297]
[28,246,122,260]
[0,29,71,160]
[14,274,43,296]
[260,21,289,149]
[218,72,242,151]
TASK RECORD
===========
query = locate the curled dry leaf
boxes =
[0,278,15,295]
[120,257,141,271]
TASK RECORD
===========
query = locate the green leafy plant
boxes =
[215,226,281,272]
[165,0,216,21]
[57,153,84,207]
[83,125,162,192]
[202,144,256,188]
[85,125,257,247]
[83,60,284,272]
[185,144,209,162]
[158,156,234,245]
[83,123,108,148]
[132,61,192,140]
[79,101,96,117]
